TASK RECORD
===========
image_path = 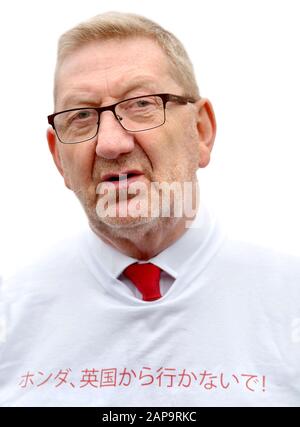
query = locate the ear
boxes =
[195,98,217,168]
[47,127,71,189]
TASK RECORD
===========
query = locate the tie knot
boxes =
[123,263,162,301]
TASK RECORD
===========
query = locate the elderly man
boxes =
[0,12,299,407]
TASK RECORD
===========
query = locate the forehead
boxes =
[55,37,180,110]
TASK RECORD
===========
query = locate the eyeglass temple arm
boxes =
[166,94,198,105]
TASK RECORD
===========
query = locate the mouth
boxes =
[101,170,144,183]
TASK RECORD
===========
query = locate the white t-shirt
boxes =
[0,206,299,407]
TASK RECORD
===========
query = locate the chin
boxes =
[96,212,158,230]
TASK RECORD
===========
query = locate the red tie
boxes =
[123,263,162,301]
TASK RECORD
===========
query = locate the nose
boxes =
[95,110,135,159]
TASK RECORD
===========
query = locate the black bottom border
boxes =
[0,406,296,424]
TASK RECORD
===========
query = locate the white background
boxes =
[0,0,299,277]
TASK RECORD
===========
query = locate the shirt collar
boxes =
[84,204,216,280]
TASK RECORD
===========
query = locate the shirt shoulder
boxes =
[1,230,90,298]
[220,237,300,274]
[213,237,300,305]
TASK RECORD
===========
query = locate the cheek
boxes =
[61,144,95,189]
[148,124,199,180]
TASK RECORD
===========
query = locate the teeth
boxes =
[118,175,128,181]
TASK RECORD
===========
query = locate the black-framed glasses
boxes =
[47,93,196,144]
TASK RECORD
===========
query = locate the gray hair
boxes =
[54,11,200,105]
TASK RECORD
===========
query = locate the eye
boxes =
[135,99,152,108]
[124,97,157,111]
[74,110,91,120]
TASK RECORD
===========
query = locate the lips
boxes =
[101,170,144,183]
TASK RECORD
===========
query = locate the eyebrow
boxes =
[59,79,160,111]
[59,94,101,110]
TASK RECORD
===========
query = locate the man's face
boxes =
[48,37,215,238]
